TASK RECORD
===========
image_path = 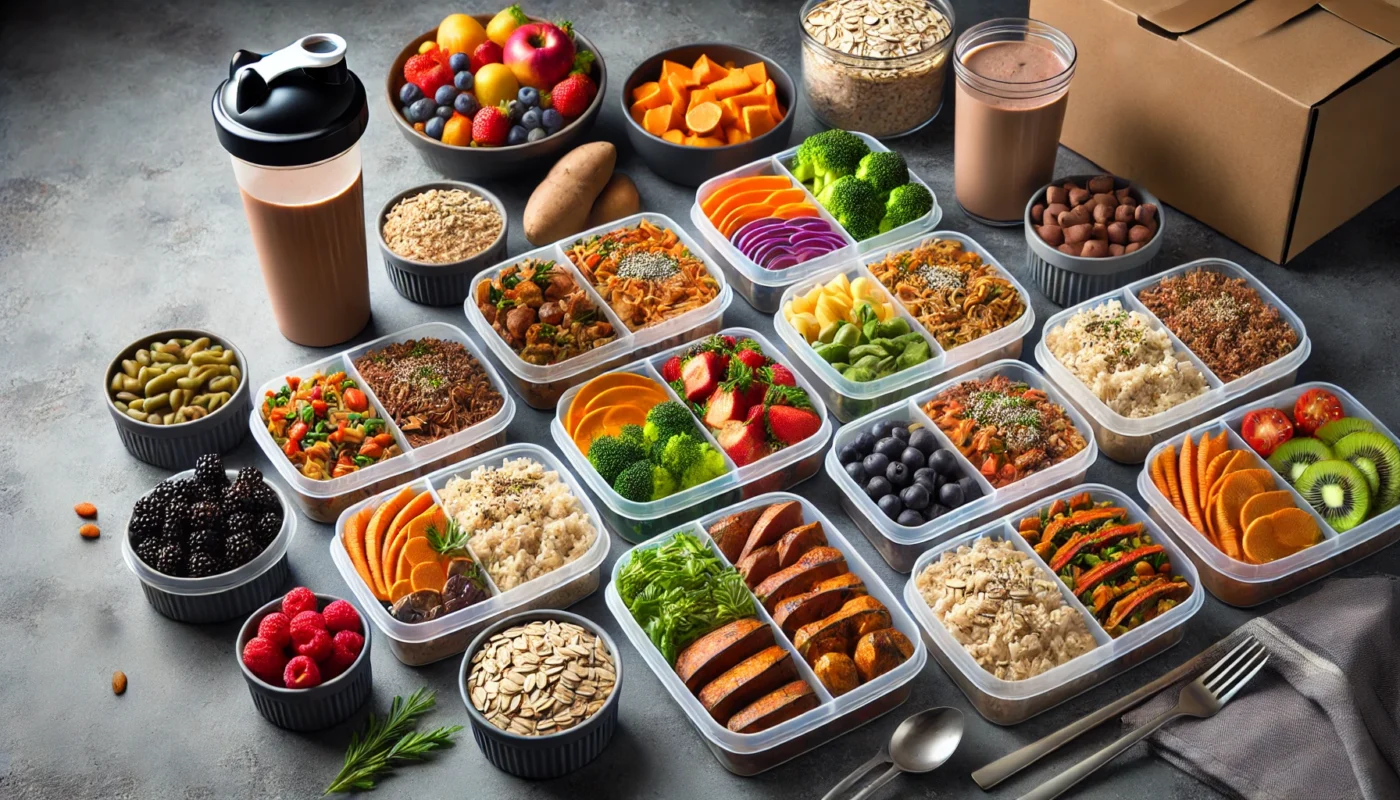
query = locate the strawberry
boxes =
[767,404,821,446]
[735,349,767,371]
[403,53,453,98]
[470,40,504,73]
[681,351,721,402]
[660,355,683,383]
[716,419,768,467]
[764,383,812,409]
[550,72,596,118]
[740,381,769,411]
[765,364,796,386]
[472,104,511,146]
[703,387,745,428]
[721,335,738,349]
[745,404,765,424]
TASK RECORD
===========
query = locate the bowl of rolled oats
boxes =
[377,181,509,306]
[799,0,955,138]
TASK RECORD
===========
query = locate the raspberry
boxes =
[323,630,365,678]
[403,53,453,98]
[281,586,317,617]
[322,600,361,634]
[242,637,288,685]
[257,612,292,649]
[295,628,334,663]
[289,610,326,638]
[283,655,322,689]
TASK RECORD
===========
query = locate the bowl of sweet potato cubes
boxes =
[623,43,796,186]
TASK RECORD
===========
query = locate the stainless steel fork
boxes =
[1019,635,1270,800]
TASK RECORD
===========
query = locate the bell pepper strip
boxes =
[1049,522,1146,572]
[1105,580,1192,630]
[1041,507,1127,544]
[1073,545,1165,600]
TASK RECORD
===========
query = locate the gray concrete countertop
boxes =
[2,0,1397,797]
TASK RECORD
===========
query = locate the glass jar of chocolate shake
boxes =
[212,34,371,347]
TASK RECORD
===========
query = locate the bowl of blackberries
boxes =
[835,418,982,528]
[122,454,297,624]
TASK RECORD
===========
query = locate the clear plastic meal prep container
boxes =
[1035,258,1310,465]
[464,212,732,410]
[774,231,1035,422]
[551,327,832,543]
[329,442,611,666]
[688,130,942,313]
[1137,382,1400,608]
[605,492,927,775]
[903,484,1203,725]
[249,321,515,523]
[828,359,1098,572]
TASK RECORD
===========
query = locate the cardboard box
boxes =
[1028,0,1400,263]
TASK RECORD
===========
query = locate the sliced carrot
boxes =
[686,101,724,136]
[366,487,415,596]
[709,189,785,227]
[385,506,440,586]
[571,404,649,451]
[1240,490,1297,531]
[580,385,668,423]
[1201,450,1235,508]
[410,561,448,593]
[700,175,793,217]
[1242,508,1321,564]
[772,203,819,220]
[1160,444,1183,517]
[384,491,434,565]
[743,62,767,85]
[389,579,414,602]
[1150,451,1170,499]
[343,506,383,600]
[1180,435,1203,534]
[403,536,438,566]
[720,205,775,238]
[761,188,808,208]
[1214,500,1243,560]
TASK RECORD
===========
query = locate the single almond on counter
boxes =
[74,502,98,519]
[113,671,127,695]
[79,524,100,539]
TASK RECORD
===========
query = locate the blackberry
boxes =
[129,509,162,538]
[188,501,222,530]
[187,528,225,559]
[225,511,257,540]
[187,552,222,578]
[135,535,163,567]
[155,542,187,576]
[148,480,182,509]
[224,531,259,568]
[134,493,161,518]
[223,480,257,513]
[194,454,228,488]
[235,466,264,486]
[251,482,280,514]
[174,477,202,502]
[161,507,188,541]
[254,512,281,545]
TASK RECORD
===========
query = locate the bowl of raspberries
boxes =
[121,454,295,623]
[238,587,373,731]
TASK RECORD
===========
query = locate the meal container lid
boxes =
[249,321,515,503]
[464,212,732,388]
[1035,258,1311,439]
[605,491,926,756]
[550,327,833,522]
[328,442,611,645]
[904,483,1202,704]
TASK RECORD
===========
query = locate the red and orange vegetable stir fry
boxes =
[260,371,402,480]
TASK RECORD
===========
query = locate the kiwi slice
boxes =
[1332,431,1400,513]
[1316,417,1374,446]
[1296,459,1372,532]
[1266,437,1333,485]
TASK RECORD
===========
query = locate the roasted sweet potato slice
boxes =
[697,645,797,725]
[771,578,867,636]
[793,595,891,663]
[812,652,860,696]
[674,618,775,693]
[753,546,847,611]
[853,628,914,682]
[707,507,765,563]
[737,545,781,589]
[725,680,818,733]
[776,521,827,569]
[738,501,804,563]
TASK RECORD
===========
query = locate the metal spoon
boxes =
[821,707,965,800]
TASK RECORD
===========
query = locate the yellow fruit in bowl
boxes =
[438,13,488,57]
[442,112,472,147]
[474,63,520,109]
[487,5,529,46]
[418,41,440,56]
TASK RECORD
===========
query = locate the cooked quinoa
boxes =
[439,458,597,591]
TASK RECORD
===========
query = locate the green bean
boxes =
[144,371,178,396]
[182,337,211,358]
[190,349,235,366]
[125,407,148,422]
[228,364,241,382]
[169,388,188,412]
[151,350,178,364]
[144,392,170,410]
[208,375,237,393]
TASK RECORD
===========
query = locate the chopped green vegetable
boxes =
[588,435,647,485]
[817,175,883,241]
[855,150,909,196]
[791,129,871,194]
[643,400,697,444]
[880,182,934,233]
[612,460,656,503]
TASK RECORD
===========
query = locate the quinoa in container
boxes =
[800,0,955,138]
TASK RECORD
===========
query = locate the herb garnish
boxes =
[323,688,461,794]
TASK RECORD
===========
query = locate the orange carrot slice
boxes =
[366,487,416,596]
[343,506,383,600]
[384,491,433,565]
[1180,435,1203,534]
[700,176,792,217]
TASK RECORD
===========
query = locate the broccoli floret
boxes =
[612,460,655,503]
[618,424,646,448]
[855,151,909,196]
[791,130,870,193]
[879,182,935,233]
[817,176,883,241]
[650,465,678,500]
[587,435,646,485]
[680,445,728,489]
[644,401,696,444]
[659,432,704,477]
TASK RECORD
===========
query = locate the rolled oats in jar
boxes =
[800,0,955,138]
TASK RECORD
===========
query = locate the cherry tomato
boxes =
[287,421,309,443]
[344,387,369,412]
[282,438,301,457]
[1293,388,1343,436]
[1241,408,1293,456]
[311,399,329,417]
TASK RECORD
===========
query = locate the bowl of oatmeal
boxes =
[377,181,508,306]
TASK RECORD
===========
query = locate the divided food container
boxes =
[774,231,1035,422]
[903,484,1203,725]
[329,443,611,666]
[1138,382,1400,607]
[249,322,515,522]
[1035,258,1310,464]
[605,492,927,775]
[689,130,941,312]
[464,212,732,410]
[828,359,1097,572]
[551,327,832,543]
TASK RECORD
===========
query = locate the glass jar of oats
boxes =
[800,0,955,138]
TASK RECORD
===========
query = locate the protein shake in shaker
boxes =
[212,34,371,347]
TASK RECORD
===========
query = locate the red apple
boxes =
[503,22,575,89]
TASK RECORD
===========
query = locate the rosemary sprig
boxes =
[324,688,461,794]
[426,518,470,556]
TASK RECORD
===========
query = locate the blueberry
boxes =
[930,449,959,476]
[542,108,563,133]
[506,99,525,123]
[939,482,964,509]
[862,453,889,477]
[874,437,904,459]
[838,444,862,465]
[454,92,478,117]
[885,461,909,488]
[844,461,866,484]
[399,83,423,105]
[913,468,939,492]
[869,420,893,439]
[507,125,529,146]
[865,476,892,501]
[909,428,939,455]
[896,509,925,527]
[891,426,910,443]
[958,476,981,499]
[407,97,437,123]
[527,127,548,142]
[877,494,903,520]
[424,116,445,140]
[434,84,459,106]
[900,447,925,470]
[518,87,540,106]
[521,107,542,130]
[449,52,470,72]
[401,105,413,120]
[853,433,877,455]
[927,503,948,519]
[454,70,475,91]
[435,105,453,119]
[900,483,930,511]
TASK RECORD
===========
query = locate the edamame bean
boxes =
[144,371,179,396]
[151,350,178,364]
[125,407,148,422]
[144,392,170,410]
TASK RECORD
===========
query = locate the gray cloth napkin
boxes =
[1122,576,1400,800]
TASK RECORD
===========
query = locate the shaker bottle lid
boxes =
[212,34,368,167]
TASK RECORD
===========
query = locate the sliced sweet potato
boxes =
[812,652,860,696]
[342,506,382,600]
[659,59,694,86]
[726,680,817,733]
[366,487,416,596]
[662,129,685,144]
[1180,434,1203,534]
[776,521,827,569]
[754,546,848,611]
[709,70,755,99]
[1240,490,1296,530]
[384,491,434,563]
[402,536,438,568]
[643,104,672,137]
[686,101,723,136]
[700,175,793,218]
[384,507,427,586]
[691,54,728,85]
[674,618,775,693]
[685,135,725,148]
[741,105,776,137]
[664,74,690,118]
[771,576,866,637]
[853,628,914,682]
[711,188,786,227]
[389,578,414,603]
[688,87,717,113]
[739,501,804,562]
[725,127,751,145]
[737,545,781,588]
[410,560,447,593]
[697,645,796,725]
[707,507,766,563]
[772,203,818,220]
[743,62,768,86]
[1159,444,1183,517]
[793,595,891,663]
